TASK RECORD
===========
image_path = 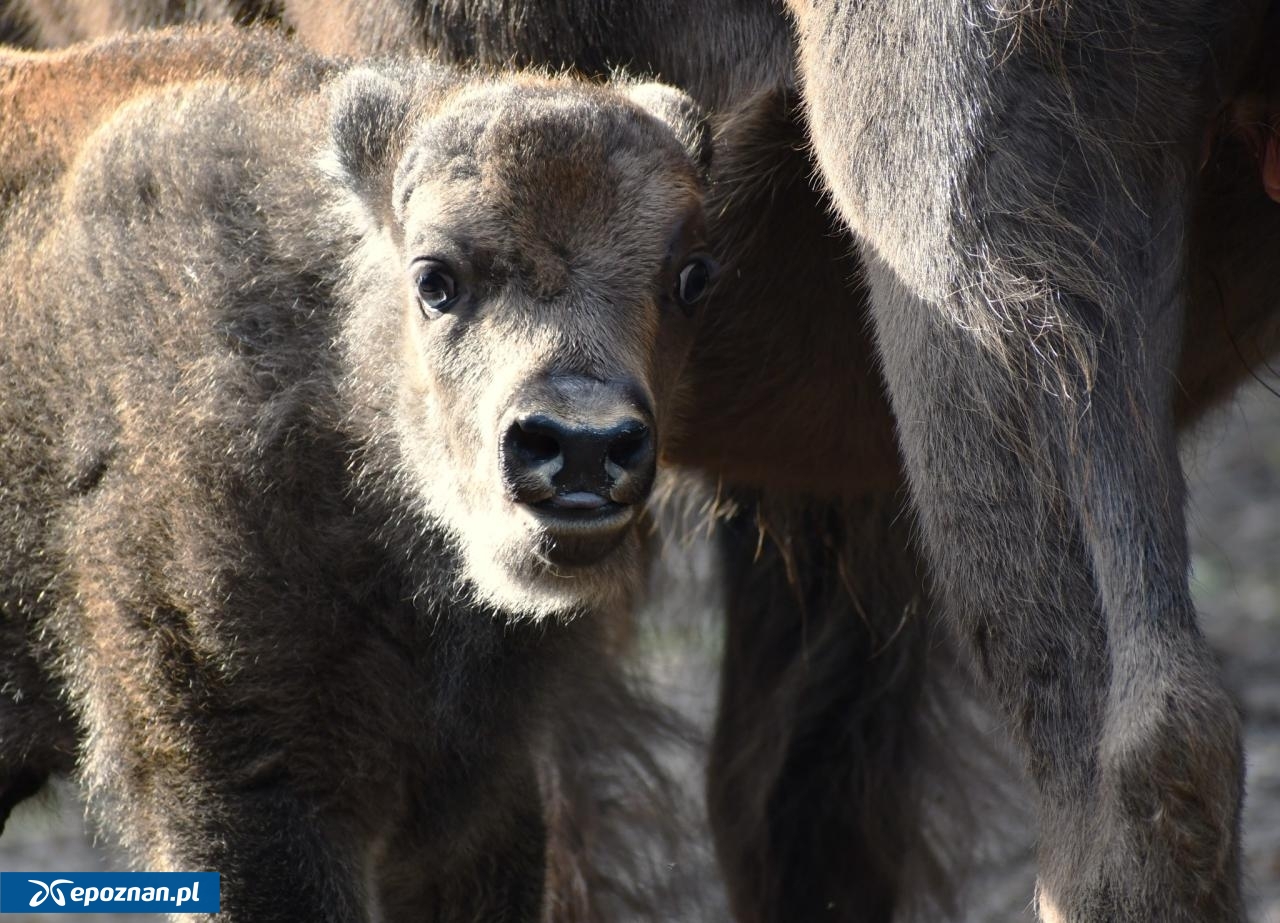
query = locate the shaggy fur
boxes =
[5,1,1280,921]
[0,0,271,46]
[0,27,714,921]
[316,5,1280,920]
[787,1,1277,920]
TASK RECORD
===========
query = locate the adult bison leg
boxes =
[708,492,965,923]
[789,2,1249,920]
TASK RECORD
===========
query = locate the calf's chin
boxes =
[463,518,647,619]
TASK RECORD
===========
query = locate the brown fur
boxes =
[0,0,270,47]
[338,8,1279,921]
[2,3,1278,489]
[786,1,1275,920]
[5,2,1280,921]
[0,27,714,921]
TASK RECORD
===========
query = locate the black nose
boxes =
[503,413,655,506]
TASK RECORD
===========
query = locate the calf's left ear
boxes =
[323,68,413,230]
[625,83,712,181]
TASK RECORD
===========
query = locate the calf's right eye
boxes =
[411,260,458,318]
[675,255,717,310]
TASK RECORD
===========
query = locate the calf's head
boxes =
[327,68,713,617]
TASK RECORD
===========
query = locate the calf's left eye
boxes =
[675,256,717,309]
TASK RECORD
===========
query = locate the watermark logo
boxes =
[0,872,219,914]
[27,880,72,908]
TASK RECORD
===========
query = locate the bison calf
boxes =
[0,27,713,921]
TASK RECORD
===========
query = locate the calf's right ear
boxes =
[323,69,413,230]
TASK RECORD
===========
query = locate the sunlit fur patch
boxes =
[1037,889,1067,923]
[456,512,646,619]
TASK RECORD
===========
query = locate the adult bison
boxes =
[0,26,717,921]
[5,2,1280,921]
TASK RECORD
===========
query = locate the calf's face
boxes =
[329,71,712,617]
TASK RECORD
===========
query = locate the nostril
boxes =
[510,416,561,467]
[606,422,651,472]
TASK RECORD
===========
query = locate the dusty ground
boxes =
[3,378,1279,921]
